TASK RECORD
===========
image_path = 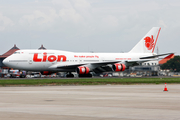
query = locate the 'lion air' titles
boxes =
[33,52,66,62]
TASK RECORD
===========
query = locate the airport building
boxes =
[38,44,46,50]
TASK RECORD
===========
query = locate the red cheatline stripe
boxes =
[152,27,161,53]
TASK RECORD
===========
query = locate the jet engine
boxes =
[112,63,126,72]
[77,66,90,74]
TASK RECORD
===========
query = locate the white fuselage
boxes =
[3,49,153,72]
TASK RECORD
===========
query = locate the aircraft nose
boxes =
[3,58,9,66]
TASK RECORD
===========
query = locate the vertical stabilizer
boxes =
[129,27,161,53]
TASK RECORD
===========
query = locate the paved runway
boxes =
[0,84,180,120]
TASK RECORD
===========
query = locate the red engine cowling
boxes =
[41,71,53,75]
[77,66,90,74]
[112,63,126,72]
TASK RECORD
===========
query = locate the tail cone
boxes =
[163,83,168,91]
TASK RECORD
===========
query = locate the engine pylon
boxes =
[163,83,168,92]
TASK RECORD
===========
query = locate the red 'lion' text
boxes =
[33,52,66,62]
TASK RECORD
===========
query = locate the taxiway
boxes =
[0,85,180,120]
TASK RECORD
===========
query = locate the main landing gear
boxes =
[66,72,93,78]
[78,74,92,78]
[66,72,74,78]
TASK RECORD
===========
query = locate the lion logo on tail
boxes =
[144,35,154,50]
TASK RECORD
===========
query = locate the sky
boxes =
[0,0,180,55]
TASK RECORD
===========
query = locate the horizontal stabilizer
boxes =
[140,53,174,59]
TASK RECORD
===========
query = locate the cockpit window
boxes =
[13,52,20,54]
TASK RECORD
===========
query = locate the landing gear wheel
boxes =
[66,74,74,78]
[79,74,92,78]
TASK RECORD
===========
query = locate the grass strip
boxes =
[0,77,180,86]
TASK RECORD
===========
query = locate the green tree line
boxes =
[161,56,180,72]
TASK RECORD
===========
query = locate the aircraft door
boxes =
[29,56,33,64]
[29,53,36,65]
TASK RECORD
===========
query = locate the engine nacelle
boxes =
[41,71,53,75]
[77,66,90,74]
[112,63,126,72]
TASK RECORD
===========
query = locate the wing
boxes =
[48,61,120,72]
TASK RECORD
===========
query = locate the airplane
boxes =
[3,27,172,77]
